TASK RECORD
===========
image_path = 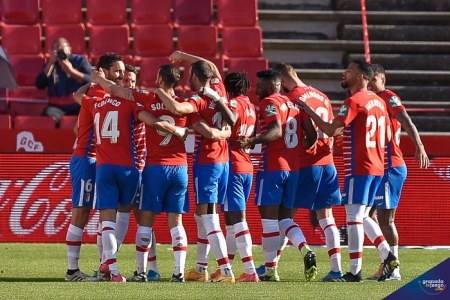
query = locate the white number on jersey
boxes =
[314,106,329,139]
[366,115,386,149]
[212,112,223,129]
[94,111,120,144]
[394,127,401,146]
[157,115,175,146]
[285,116,298,148]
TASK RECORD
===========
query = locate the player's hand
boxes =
[169,51,184,63]
[174,127,189,141]
[199,86,221,102]
[415,145,430,169]
[238,136,252,149]
[91,69,105,83]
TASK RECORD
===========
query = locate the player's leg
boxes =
[223,172,258,282]
[66,155,96,281]
[255,170,286,282]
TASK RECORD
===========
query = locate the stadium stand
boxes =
[86,0,128,28]
[172,0,213,28]
[132,24,174,61]
[14,115,55,129]
[130,0,172,27]
[58,115,78,130]
[217,0,259,29]
[44,24,86,57]
[41,0,83,26]
[0,0,39,25]
[0,24,42,56]
[0,114,12,129]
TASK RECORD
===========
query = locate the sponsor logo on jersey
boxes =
[191,94,202,101]
[264,104,277,117]
[338,105,349,117]
[388,96,401,108]
[230,100,238,107]
[211,78,220,84]
[136,89,149,94]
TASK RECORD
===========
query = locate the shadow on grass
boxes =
[0,278,66,282]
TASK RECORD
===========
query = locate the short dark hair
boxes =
[256,68,281,84]
[352,60,374,81]
[159,64,181,88]
[124,64,138,75]
[370,63,385,75]
[190,60,213,84]
[96,52,123,70]
[224,72,251,98]
[273,62,295,77]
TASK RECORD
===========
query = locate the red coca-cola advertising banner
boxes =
[0,153,449,246]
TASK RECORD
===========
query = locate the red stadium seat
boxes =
[0,114,12,129]
[173,0,213,28]
[88,25,132,64]
[133,24,174,61]
[8,55,45,86]
[221,27,263,59]
[130,0,172,27]
[86,0,127,27]
[1,0,39,25]
[14,115,56,129]
[59,115,78,130]
[176,25,219,58]
[227,57,268,105]
[0,24,42,55]
[217,0,259,29]
[8,87,49,116]
[139,57,177,89]
[41,0,83,25]
[0,88,8,114]
[44,24,86,56]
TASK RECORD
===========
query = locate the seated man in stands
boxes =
[35,37,92,126]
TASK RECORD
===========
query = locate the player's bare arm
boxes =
[200,86,237,126]
[73,83,92,104]
[137,110,188,141]
[192,120,231,141]
[152,88,194,116]
[297,100,345,137]
[92,69,135,102]
[169,50,222,80]
[395,109,430,168]
[302,118,318,149]
[240,120,282,148]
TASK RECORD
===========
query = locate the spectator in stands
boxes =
[35,37,92,126]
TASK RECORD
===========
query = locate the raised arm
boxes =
[169,50,222,80]
[199,86,237,126]
[92,69,135,101]
[395,109,430,168]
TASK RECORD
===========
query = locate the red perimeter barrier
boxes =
[0,152,449,246]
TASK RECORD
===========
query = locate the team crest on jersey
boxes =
[136,89,149,94]
[230,99,237,107]
[337,105,349,117]
[211,78,220,84]
[388,96,401,108]
[191,94,202,101]
[264,104,277,117]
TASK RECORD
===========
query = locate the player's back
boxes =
[377,89,405,168]
[83,91,141,168]
[134,89,189,166]
[287,85,334,168]
[259,93,300,171]
[338,90,387,176]
[229,95,256,174]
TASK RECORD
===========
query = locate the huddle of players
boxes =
[65,50,429,283]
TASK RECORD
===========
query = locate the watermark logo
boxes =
[419,279,446,296]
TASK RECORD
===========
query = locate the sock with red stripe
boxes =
[345,204,365,275]
[135,225,152,274]
[319,217,342,273]
[66,224,83,270]
[261,219,279,270]
[279,218,311,256]
[202,214,231,274]
[147,230,159,273]
[194,214,210,273]
[225,225,236,266]
[277,228,289,262]
[102,221,119,275]
[363,216,391,261]
[234,221,256,274]
[171,225,187,276]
